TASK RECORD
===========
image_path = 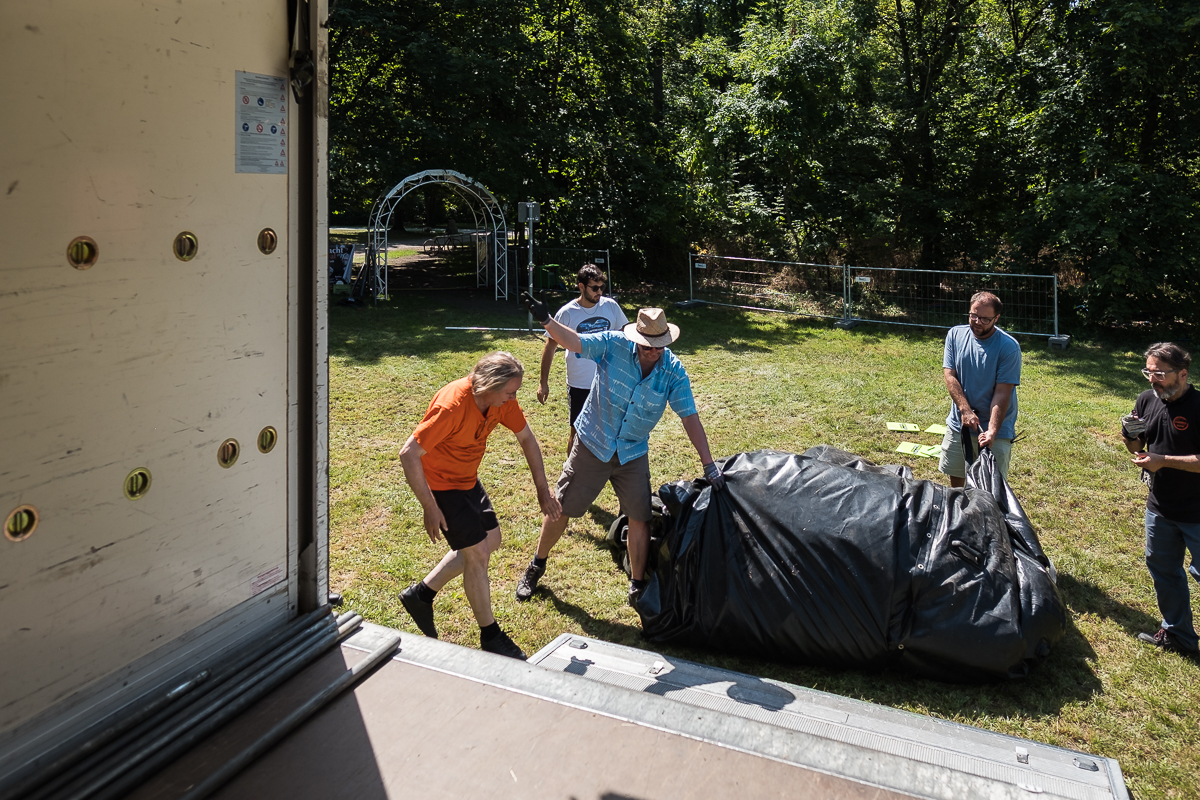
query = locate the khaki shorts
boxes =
[556,438,653,521]
[939,428,1012,479]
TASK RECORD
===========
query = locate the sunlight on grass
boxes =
[330,291,1198,800]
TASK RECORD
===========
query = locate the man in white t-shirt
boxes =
[537,264,629,452]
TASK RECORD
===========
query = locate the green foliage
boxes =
[329,0,1200,324]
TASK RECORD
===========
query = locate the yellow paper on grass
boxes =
[895,442,923,454]
[925,424,949,435]
[919,444,941,458]
[887,422,920,432]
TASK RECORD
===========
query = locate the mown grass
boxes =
[329,287,1198,800]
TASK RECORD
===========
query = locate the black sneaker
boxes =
[1137,627,1194,656]
[400,583,437,639]
[628,581,645,609]
[481,628,527,660]
[515,560,545,602]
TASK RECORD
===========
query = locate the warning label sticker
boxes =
[235,71,287,174]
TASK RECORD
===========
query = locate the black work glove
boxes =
[703,461,725,491]
[520,291,550,324]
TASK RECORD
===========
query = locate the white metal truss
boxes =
[367,169,509,300]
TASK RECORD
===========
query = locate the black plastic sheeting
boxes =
[631,444,1068,682]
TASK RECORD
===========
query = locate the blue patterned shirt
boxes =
[574,332,698,464]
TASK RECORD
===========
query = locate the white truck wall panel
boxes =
[1,1,294,735]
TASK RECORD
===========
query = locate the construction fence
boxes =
[688,255,1062,337]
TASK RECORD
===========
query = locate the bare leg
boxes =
[950,476,966,488]
[424,527,501,591]
[567,426,577,454]
[627,518,651,581]
[460,529,501,626]
[534,513,571,560]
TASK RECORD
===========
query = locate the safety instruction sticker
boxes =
[235,71,287,174]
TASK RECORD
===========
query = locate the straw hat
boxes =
[622,307,680,347]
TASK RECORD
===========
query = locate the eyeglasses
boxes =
[1142,368,1178,380]
[968,313,997,324]
[586,284,605,292]
[638,344,665,352]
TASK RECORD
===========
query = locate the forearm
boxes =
[944,370,971,415]
[517,431,554,495]
[542,317,582,353]
[987,385,1011,432]
[539,337,558,384]
[1157,454,1200,473]
[399,441,437,509]
[1123,435,1145,454]
[680,414,714,465]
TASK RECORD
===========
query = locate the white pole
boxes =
[526,211,535,330]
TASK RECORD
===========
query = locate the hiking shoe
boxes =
[481,628,527,660]
[400,583,437,639]
[515,560,545,601]
[1137,627,1197,658]
[628,581,645,609]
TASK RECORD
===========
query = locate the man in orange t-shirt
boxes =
[398,351,561,659]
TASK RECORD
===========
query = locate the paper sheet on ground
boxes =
[925,424,949,435]
[895,442,923,454]
[887,422,920,432]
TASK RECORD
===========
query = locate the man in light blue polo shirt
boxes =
[939,291,1022,486]
[518,294,724,607]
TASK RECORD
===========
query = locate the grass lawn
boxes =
[329,287,1199,800]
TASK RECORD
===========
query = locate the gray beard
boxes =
[1154,385,1184,402]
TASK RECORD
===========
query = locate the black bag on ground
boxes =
[633,446,1067,681]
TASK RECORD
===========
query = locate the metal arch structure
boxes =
[367,170,510,300]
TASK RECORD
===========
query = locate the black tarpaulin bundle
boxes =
[635,446,1067,681]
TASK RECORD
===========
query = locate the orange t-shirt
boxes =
[412,377,528,490]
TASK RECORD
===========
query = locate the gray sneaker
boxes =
[481,628,527,660]
[515,560,545,602]
[1137,627,1198,660]
[400,583,437,639]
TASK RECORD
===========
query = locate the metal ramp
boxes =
[115,623,1126,799]
[525,633,1128,800]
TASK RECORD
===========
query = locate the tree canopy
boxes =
[330,0,1200,327]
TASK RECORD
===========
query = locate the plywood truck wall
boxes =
[0,0,328,752]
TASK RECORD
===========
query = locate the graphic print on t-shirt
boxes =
[572,316,614,359]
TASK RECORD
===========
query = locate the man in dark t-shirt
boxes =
[1121,342,1200,659]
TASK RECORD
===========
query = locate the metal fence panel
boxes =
[689,255,846,319]
[845,267,1058,336]
[687,255,1059,337]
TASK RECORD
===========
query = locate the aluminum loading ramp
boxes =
[131,624,1125,800]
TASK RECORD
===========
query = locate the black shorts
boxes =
[430,480,499,550]
[568,386,591,427]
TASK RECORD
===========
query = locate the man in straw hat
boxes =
[518,292,725,608]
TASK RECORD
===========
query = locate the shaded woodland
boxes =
[330,0,1199,327]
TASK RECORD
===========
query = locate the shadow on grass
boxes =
[1056,572,1162,641]
[541,588,643,646]
[329,290,865,365]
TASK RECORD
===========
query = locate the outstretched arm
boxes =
[514,424,562,520]
[522,292,582,353]
[399,435,448,542]
[542,316,582,354]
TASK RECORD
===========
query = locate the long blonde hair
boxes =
[470,351,524,396]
